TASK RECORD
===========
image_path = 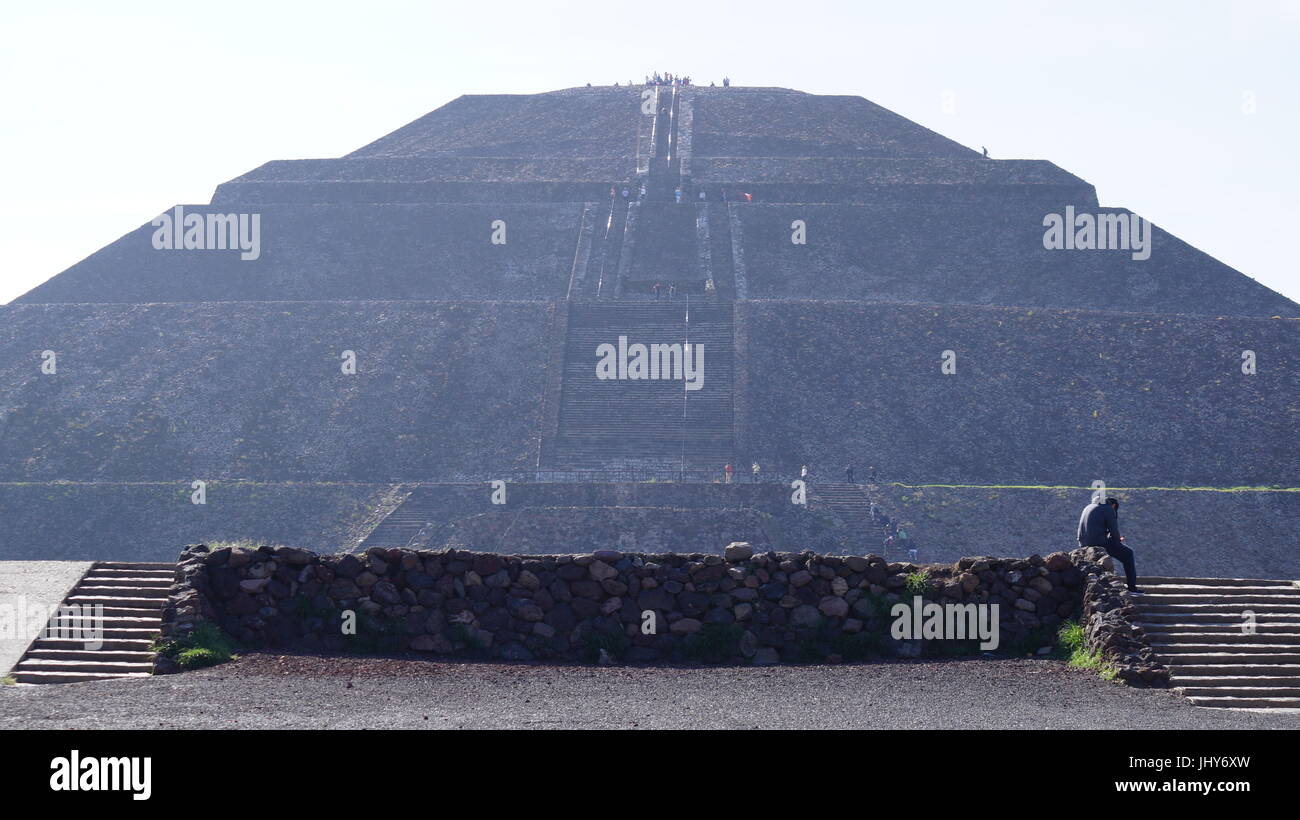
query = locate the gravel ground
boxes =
[3,652,1298,729]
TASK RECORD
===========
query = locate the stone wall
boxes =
[1081,559,1169,687]
[159,543,1157,676]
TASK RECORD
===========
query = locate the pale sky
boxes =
[2,0,1298,305]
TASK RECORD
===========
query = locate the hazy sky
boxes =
[2,0,1297,305]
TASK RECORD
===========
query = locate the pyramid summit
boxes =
[17,84,1296,313]
[1,82,1297,582]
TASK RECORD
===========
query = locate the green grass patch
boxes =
[1067,646,1119,681]
[904,570,930,596]
[1056,619,1119,680]
[154,621,237,670]
[1057,620,1085,655]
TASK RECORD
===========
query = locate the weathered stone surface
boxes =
[724,542,754,562]
[669,618,702,635]
[818,597,849,618]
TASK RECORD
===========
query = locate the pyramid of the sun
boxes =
[2,85,1297,577]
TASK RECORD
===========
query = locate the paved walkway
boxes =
[0,561,92,676]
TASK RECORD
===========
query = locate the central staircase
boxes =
[550,300,734,470]
[1133,576,1300,709]
[10,562,172,684]
[810,482,913,557]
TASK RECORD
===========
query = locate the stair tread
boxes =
[11,671,151,682]
[18,659,154,669]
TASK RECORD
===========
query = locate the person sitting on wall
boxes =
[1078,496,1142,593]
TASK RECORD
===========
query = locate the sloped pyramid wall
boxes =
[2,84,1296,575]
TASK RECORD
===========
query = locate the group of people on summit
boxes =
[595,73,732,88]
[643,72,730,87]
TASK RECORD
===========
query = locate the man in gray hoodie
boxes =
[1078,496,1142,592]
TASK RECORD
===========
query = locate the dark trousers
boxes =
[1101,538,1139,590]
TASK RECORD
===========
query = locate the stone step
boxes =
[1136,615,1300,628]
[75,585,170,598]
[1167,663,1300,677]
[86,569,175,581]
[1141,584,1300,595]
[10,670,151,684]
[80,576,173,588]
[32,637,155,652]
[1169,675,1300,687]
[65,595,163,609]
[25,649,156,663]
[1135,603,1300,614]
[1144,632,1300,644]
[49,614,161,629]
[1185,696,1300,709]
[1136,593,1300,605]
[16,658,154,673]
[1138,620,1300,631]
[93,562,176,571]
[1153,641,1300,652]
[1178,686,1300,698]
[95,628,164,640]
[1141,576,1296,588]
[1155,650,1300,664]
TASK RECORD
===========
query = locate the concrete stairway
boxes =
[706,203,738,299]
[811,482,875,531]
[10,562,172,684]
[810,482,913,557]
[551,301,734,469]
[1134,576,1300,709]
[360,487,447,547]
[586,197,629,299]
[623,203,703,293]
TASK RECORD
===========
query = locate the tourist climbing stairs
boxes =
[1134,576,1300,709]
[810,482,875,546]
[810,482,916,558]
[10,562,172,684]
